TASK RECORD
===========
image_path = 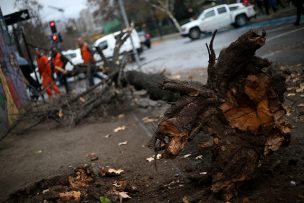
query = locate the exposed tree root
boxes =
[153,29,291,201]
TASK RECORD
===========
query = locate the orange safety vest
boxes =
[36,56,51,77]
[52,52,64,72]
[81,43,94,65]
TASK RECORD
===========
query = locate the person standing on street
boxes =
[293,0,304,25]
[51,49,71,94]
[78,37,104,87]
[35,49,60,98]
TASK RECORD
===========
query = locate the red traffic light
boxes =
[52,34,58,41]
[49,21,57,33]
[49,21,55,27]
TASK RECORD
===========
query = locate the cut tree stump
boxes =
[153,29,291,201]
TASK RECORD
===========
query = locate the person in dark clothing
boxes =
[16,53,39,100]
[264,0,278,14]
[293,0,304,25]
[256,0,266,15]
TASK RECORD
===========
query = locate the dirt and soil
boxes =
[1,63,304,202]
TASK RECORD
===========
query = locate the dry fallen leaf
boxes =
[287,93,296,97]
[183,196,190,203]
[284,106,294,116]
[100,166,124,177]
[264,135,285,155]
[111,191,131,203]
[79,97,86,103]
[146,157,154,162]
[118,141,128,146]
[199,172,207,175]
[295,83,304,93]
[59,191,81,202]
[183,154,191,158]
[146,154,162,162]
[58,109,64,118]
[108,168,124,174]
[35,150,42,154]
[118,191,131,199]
[68,167,94,189]
[105,134,111,138]
[298,103,304,107]
[195,155,203,160]
[113,180,128,190]
[142,116,158,123]
[87,153,98,161]
[173,74,181,79]
[118,114,125,119]
[114,125,127,133]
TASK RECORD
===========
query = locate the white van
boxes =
[94,29,142,60]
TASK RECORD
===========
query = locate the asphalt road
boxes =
[131,16,304,73]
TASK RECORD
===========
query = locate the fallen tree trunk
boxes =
[124,70,178,102]
[153,30,291,201]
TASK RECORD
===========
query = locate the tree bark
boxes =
[152,29,291,201]
[124,70,178,101]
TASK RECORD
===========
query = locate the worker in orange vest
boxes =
[51,49,71,93]
[78,37,105,86]
[35,49,60,97]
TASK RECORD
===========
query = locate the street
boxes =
[134,16,304,73]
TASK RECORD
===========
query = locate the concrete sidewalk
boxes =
[0,106,188,202]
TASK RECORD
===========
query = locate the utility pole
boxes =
[21,29,45,102]
[118,0,141,69]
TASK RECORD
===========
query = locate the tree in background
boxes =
[85,0,214,38]
[148,0,181,32]
[88,0,119,21]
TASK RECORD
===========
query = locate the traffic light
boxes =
[49,21,57,33]
[51,33,58,42]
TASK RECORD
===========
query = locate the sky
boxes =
[0,0,87,21]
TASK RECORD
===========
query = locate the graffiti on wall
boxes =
[0,9,29,137]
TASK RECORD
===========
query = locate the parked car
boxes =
[180,3,256,40]
[94,29,142,60]
[138,31,151,49]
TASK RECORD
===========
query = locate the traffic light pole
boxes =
[21,30,45,102]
